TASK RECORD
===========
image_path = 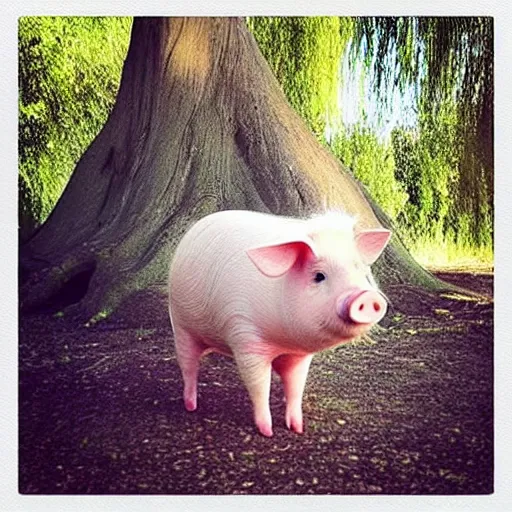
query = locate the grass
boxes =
[135,328,157,340]
[408,237,493,271]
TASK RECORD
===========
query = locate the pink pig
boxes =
[168,210,391,437]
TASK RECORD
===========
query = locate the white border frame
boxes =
[2,1,511,510]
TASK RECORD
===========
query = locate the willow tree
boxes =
[247,17,353,139]
[19,17,438,319]
[350,17,493,248]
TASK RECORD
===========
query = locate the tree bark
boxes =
[20,17,441,319]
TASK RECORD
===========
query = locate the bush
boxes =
[329,126,409,221]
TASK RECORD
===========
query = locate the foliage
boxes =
[349,17,493,256]
[329,126,408,221]
[351,17,493,135]
[390,96,492,257]
[18,16,132,240]
[247,17,353,138]
[18,16,492,266]
[390,101,458,244]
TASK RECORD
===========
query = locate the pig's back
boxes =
[172,210,300,267]
[168,210,301,340]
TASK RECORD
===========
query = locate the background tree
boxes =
[247,17,353,139]
[329,126,408,221]
[18,16,131,242]
[19,17,438,320]
[348,17,493,256]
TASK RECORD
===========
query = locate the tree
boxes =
[350,17,493,250]
[329,124,408,221]
[247,17,353,139]
[19,17,439,320]
[18,17,131,242]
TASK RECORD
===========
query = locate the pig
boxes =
[168,209,391,437]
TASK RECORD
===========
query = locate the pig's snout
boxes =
[338,290,387,325]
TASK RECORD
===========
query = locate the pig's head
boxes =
[246,214,391,349]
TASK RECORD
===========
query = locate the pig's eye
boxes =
[314,272,326,283]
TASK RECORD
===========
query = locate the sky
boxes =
[336,38,420,143]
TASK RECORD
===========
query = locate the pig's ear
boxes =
[356,229,392,265]
[247,240,315,277]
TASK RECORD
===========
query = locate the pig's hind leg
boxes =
[272,353,313,434]
[173,327,204,412]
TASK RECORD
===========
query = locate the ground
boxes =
[18,267,493,495]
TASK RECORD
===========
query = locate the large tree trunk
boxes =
[19,17,440,319]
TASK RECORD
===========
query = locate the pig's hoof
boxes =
[257,422,274,437]
[184,398,197,411]
[286,416,304,434]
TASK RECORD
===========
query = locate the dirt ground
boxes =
[18,267,493,494]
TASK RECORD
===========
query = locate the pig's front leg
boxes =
[272,353,313,434]
[234,351,274,437]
